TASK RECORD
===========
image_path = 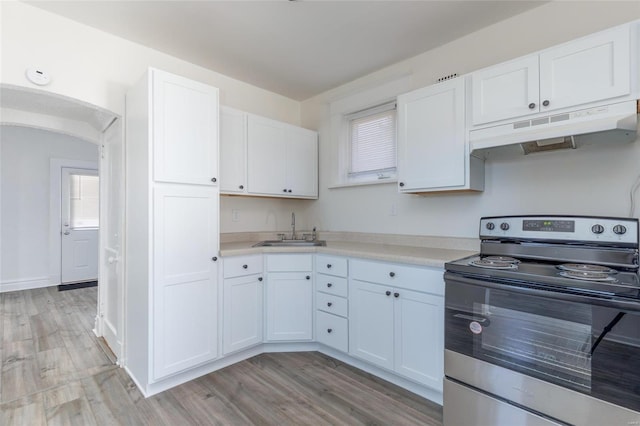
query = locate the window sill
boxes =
[328,179,398,189]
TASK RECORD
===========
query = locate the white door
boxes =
[397,78,466,191]
[539,25,630,113]
[285,126,318,198]
[471,55,540,125]
[223,274,263,354]
[394,289,444,391]
[348,280,394,370]
[247,115,287,196]
[219,107,247,194]
[265,272,313,341]
[61,167,99,284]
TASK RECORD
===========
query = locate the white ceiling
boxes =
[25,1,545,101]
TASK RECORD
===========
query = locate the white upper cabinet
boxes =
[397,77,482,192]
[153,70,219,185]
[247,114,318,199]
[471,24,633,126]
[219,107,247,194]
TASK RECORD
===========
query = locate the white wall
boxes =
[0,125,98,290]
[301,2,640,238]
[0,1,309,234]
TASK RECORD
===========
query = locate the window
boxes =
[69,174,99,228]
[347,102,397,181]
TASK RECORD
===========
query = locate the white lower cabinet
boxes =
[316,310,348,353]
[349,259,445,391]
[222,255,263,355]
[265,255,313,341]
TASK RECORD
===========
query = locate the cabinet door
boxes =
[349,280,394,370]
[394,289,444,391]
[285,126,318,198]
[220,107,247,194]
[223,274,263,355]
[397,78,466,191]
[247,115,287,196]
[471,55,539,125]
[152,69,219,185]
[265,272,313,341]
[539,25,630,113]
[153,185,219,379]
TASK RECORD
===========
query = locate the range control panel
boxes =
[480,216,639,246]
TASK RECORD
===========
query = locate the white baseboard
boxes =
[0,276,52,293]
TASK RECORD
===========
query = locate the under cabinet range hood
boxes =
[469,100,638,155]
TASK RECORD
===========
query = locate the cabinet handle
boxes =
[327,283,333,288]
[288,189,292,193]
[239,185,244,190]
[258,277,263,282]
[394,292,400,298]
[386,291,391,296]
[306,275,310,280]
[528,102,536,109]
[242,264,248,269]
[211,177,217,183]
[283,189,288,192]
[389,272,395,278]
[542,100,550,107]
[327,328,333,333]
[327,264,332,269]
[327,302,332,307]
[211,256,218,262]
[399,182,405,187]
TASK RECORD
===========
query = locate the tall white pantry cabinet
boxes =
[125,68,220,393]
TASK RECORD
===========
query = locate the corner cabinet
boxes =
[247,115,318,199]
[396,77,483,193]
[125,68,220,389]
[471,24,633,126]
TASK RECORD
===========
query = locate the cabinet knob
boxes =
[288,189,292,193]
[211,256,218,262]
[327,283,333,288]
[242,264,248,269]
[327,328,333,334]
[528,102,536,109]
[306,275,310,280]
[258,277,263,282]
[542,100,550,107]
[399,182,405,187]
[211,177,217,183]
[327,264,332,269]
[386,290,391,296]
[389,272,395,278]
[239,185,244,190]
[283,189,288,192]
[394,292,400,298]
[327,302,333,307]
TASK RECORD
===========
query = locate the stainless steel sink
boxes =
[252,240,326,247]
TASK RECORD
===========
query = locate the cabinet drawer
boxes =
[315,255,348,277]
[316,274,348,298]
[350,259,444,296]
[223,255,263,278]
[316,311,348,353]
[266,254,313,272]
[316,292,348,317]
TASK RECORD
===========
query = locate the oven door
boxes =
[444,272,640,426]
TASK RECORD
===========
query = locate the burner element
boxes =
[559,271,619,283]
[469,256,519,270]
[557,264,618,274]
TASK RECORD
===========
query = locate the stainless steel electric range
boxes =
[443,215,640,426]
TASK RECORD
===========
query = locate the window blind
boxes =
[349,103,396,175]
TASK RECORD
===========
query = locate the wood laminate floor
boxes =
[1,286,443,425]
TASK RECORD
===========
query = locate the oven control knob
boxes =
[486,222,495,230]
[613,225,627,235]
[500,222,510,231]
[591,224,605,234]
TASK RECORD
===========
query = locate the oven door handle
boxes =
[453,313,489,323]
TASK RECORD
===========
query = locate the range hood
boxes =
[470,100,638,155]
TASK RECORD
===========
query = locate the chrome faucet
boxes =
[291,212,296,240]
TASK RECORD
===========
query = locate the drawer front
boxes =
[224,254,263,278]
[316,292,348,317]
[266,254,313,272]
[316,311,348,353]
[350,259,444,295]
[315,255,348,277]
[316,274,348,298]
